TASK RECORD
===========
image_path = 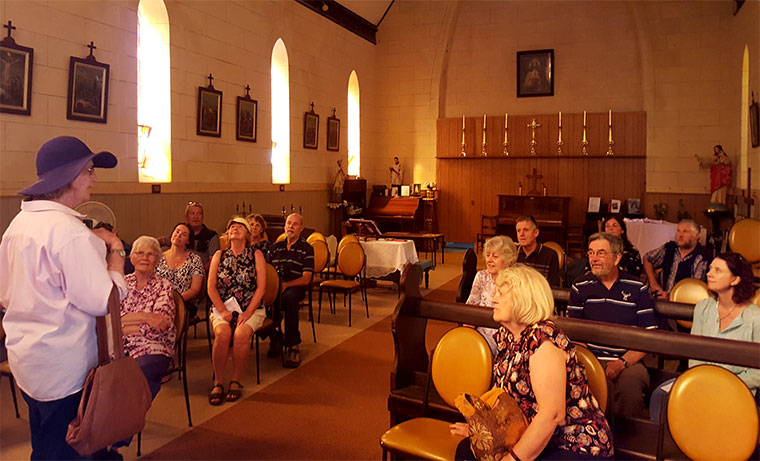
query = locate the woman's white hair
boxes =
[131,235,161,257]
[483,235,518,266]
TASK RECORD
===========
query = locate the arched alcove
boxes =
[271,38,290,185]
[347,70,360,177]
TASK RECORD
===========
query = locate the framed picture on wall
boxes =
[304,109,319,149]
[327,115,340,151]
[0,34,33,116]
[197,84,222,137]
[750,95,759,148]
[67,55,109,123]
[516,49,554,98]
[236,95,257,142]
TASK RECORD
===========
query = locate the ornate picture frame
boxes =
[67,55,109,123]
[236,95,257,142]
[327,115,340,151]
[304,110,319,149]
[0,34,33,116]
[516,49,554,98]
[197,85,222,137]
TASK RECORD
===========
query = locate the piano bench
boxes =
[416,259,435,289]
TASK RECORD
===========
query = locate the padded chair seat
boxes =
[0,361,11,373]
[380,417,463,461]
[320,279,360,290]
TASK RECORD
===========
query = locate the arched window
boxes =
[740,45,749,188]
[347,71,360,177]
[137,0,171,182]
[271,39,290,184]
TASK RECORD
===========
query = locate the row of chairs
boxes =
[380,325,759,461]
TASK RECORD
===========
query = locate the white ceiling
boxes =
[336,0,393,26]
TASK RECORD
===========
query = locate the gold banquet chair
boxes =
[251,263,284,379]
[304,239,329,342]
[380,327,492,461]
[669,278,710,330]
[318,242,367,327]
[728,218,760,284]
[306,231,326,244]
[658,365,759,461]
[573,344,608,413]
[276,232,287,243]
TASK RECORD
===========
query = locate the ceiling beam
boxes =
[296,0,378,44]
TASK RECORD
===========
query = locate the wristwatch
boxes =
[619,357,630,368]
[110,249,127,258]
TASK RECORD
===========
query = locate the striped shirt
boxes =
[267,237,314,282]
[568,271,657,359]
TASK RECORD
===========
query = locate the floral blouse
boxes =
[467,270,497,307]
[121,273,176,360]
[494,320,613,458]
[619,242,642,278]
[155,251,204,294]
[216,247,260,311]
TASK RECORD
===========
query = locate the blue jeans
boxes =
[21,389,84,460]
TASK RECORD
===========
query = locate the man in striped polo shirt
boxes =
[567,232,657,418]
[267,213,314,368]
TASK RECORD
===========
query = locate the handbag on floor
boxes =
[66,284,152,455]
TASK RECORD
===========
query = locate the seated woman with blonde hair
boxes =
[121,236,176,399]
[466,235,518,355]
[207,217,266,405]
[452,265,613,460]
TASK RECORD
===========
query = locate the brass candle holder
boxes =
[481,114,488,156]
[606,110,615,156]
[527,118,541,156]
[556,111,564,156]
[581,111,589,156]
[460,115,467,157]
[503,113,509,156]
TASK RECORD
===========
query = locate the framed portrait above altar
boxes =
[516,49,554,98]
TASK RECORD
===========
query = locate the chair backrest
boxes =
[481,215,498,233]
[456,248,478,303]
[219,234,230,251]
[667,365,759,460]
[752,287,760,306]
[669,278,710,329]
[337,242,365,278]
[263,263,280,308]
[310,239,329,274]
[728,218,760,263]
[171,290,187,363]
[338,234,359,253]
[307,232,326,244]
[544,241,565,269]
[276,233,287,243]
[431,327,492,407]
[573,344,608,412]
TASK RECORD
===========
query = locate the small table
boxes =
[382,232,445,265]
[359,239,419,279]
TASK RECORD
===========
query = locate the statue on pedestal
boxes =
[332,159,346,202]
[696,144,732,210]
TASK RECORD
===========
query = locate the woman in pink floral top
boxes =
[121,235,176,399]
[452,265,613,460]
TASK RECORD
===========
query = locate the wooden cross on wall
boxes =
[527,168,543,196]
[4,20,16,38]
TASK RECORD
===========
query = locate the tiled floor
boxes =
[0,249,468,460]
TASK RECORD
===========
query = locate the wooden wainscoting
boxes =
[436,157,646,243]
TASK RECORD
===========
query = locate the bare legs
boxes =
[212,324,254,385]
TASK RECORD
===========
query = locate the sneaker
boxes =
[267,335,281,358]
[283,346,301,368]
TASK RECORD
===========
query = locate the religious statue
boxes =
[332,159,346,202]
[695,144,732,208]
[389,156,404,185]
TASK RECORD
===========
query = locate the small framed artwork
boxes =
[0,34,33,116]
[627,198,641,214]
[516,49,554,98]
[588,196,601,213]
[236,95,257,142]
[412,183,421,196]
[610,199,621,213]
[197,84,222,137]
[327,115,340,151]
[750,94,759,148]
[67,55,109,123]
[304,108,319,149]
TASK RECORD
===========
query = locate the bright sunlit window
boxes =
[347,70,360,177]
[137,0,171,183]
[271,38,290,184]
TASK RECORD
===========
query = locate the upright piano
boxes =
[365,196,424,233]
[497,195,570,247]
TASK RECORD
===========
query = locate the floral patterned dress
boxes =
[156,251,204,293]
[493,319,614,458]
[121,273,176,359]
[216,247,259,311]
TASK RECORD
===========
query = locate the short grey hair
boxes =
[679,219,699,235]
[131,235,161,257]
[483,235,518,266]
[588,232,623,255]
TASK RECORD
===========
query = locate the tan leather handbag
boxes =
[66,284,152,455]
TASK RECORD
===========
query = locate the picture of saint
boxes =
[72,62,104,116]
[200,92,219,132]
[0,48,27,108]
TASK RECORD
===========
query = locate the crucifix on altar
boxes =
[526,168,543,195]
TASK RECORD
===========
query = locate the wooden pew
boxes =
[388,264,760,459]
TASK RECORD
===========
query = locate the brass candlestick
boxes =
[581,110,589,156]
[557,111,564,156]
[503,141,510,156]
[460,115,467,157]
[481,114,488,156]
[527,118,541,156]
[503,113,509,156]
[606,110,614,156]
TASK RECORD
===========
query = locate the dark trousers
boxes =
[22,389,84,460]
[274,286,305,347]
[135,354,171,399]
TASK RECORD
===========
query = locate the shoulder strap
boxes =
[96,284,125,366]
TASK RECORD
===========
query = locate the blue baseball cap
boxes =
[20,136,117,196]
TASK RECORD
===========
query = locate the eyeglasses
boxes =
[132,251,158,258]
[86,166,96,175]
[587,250,611,258]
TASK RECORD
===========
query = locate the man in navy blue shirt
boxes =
[568,232,657,418]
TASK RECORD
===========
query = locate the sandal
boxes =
[209,384,224,406]
[226,380,244,402]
